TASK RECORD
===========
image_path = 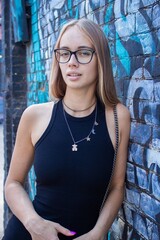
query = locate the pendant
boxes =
[86,136,91,141]
[72,144,78,151]
[91,128,96,134]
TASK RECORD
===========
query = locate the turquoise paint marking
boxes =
[28,167,36,201]
[11,0,29,42]
[105,2,113,23]
[27,0,49,199]
[26,0,33,5]
[115,33,130,75]
[130,35,141,43]
[31,1,37,14]
[28,1,48,104]
[38,89,48,103]
[75,6,79,19]
[103,25,111,40]
[68,0,72,10]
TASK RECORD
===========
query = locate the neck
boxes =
[63,100,96,113]
[62,96,97,117]
[63,88,97,115]
[64,86,96,105]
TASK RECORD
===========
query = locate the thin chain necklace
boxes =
[63,103,99,151]
[63,100,96,112]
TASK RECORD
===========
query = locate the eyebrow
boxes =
[59,46,93,50]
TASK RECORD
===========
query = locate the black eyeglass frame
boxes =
[54,48,96,64]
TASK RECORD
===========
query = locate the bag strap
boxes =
[99,104,119,214]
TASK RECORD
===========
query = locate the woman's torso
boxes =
[4,99,115,240]
[33,100,115,237]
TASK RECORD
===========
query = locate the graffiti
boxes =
[27,0,48,105]
[11,0,29,42]
[112,1,160,239]
[45,0,65,9]
[27,0,160,239]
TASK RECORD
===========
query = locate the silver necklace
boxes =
[63,103,99,151]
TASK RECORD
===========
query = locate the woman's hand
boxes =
[26,216,76,240]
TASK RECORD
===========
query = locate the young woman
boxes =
[3,18,130,240]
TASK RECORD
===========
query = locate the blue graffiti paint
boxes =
[27,1,48,105]
[90,0,100,11]
[11,0,29,42]
[115,33,130,75]
[27,0,49,199]
[26,0,33,5]
[105,2,114,23]
[68,0,73,17]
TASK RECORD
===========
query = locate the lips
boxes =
[67,72,81,77]
[68,73,81,76]
[66,72,82,81]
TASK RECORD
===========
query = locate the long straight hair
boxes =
[49,18,120,107]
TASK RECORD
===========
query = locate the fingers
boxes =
[54,223,76,236]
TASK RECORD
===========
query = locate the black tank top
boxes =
[33,99,114,238]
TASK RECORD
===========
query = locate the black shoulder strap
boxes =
[113,104,119,156]
[99,104,119,213]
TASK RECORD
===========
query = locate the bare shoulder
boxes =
[105,102,130,120]
[20,101,55,145]
[22,101,54,120]
[116,103,130,117]
[116,103,130,144]
[105,103,130,148]
[116,103,130,128]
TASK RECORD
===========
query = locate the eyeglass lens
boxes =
[55,49,94,64]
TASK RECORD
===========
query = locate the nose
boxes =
[68,53,79,66]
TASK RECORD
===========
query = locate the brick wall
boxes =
[26,1,160,239]
[1,0,27,228]
[2,0,160,239]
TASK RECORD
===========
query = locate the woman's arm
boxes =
[73,104,130,240]
[4,104,76,240]
[4,106,39,226]
[91,104,131,239]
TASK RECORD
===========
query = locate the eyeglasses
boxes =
[54,48,96,64]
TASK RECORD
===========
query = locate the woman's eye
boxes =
[79,50,91,56]
[60,52,69,56]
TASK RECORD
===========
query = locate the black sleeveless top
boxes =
[3,100,114,240]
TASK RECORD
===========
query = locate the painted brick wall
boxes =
[1,0,28,228]
[10,0,160,239]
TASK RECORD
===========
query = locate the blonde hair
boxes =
[49,18,120,106]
